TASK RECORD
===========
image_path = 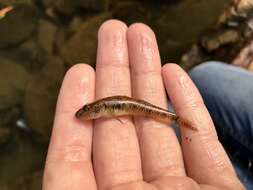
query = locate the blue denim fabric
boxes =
[189,61,253,189]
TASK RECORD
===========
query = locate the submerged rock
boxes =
[0,0,34,6]
[180,45,208,70]
[24,56,65,143]
[155,0,233,62]
[112,1,151,25]
[60,13,110,67]
[0,133,45,186]
[201,29,240,52]
[180,0,253,69]
[0,58,29,110]
[0,4,38,48]
[0,36,40,70]
[4,170,43,190]
[0,107,20,128]
[37,19,57,54]
[0,128,10,145]
[53,0,106,15]
[233,40,253,68]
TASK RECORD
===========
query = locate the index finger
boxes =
[162,64,244,189]
[43,64,96,190]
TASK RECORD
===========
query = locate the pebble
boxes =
[0,4,38,48]
[0,58,29,110]
[24,56,65,143]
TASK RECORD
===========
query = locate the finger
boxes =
[93,20,142,190]
[127,23,185,182]
[43,64,96,190]
[162,64,244,189]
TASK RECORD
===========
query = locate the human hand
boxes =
[43,20,245,190]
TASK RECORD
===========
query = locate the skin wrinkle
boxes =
[46,144,91,164]
[57,165,87,190]
[98,26,128,67]
[151,176,200,190]
[109,180,157,190]
[105,170,143,190]
[139,33,155,61]
[132,69,161,77]
[175,73,213,131]
[109,130,138,169]
[155,134,179,164]
[110,69,130,95]
[147,164,185,182]
[136,75,166,105]
[51,115,93,147]
[137,33,155,65]
[185,137,235,186]
[192,166,237,190]
[177,74,203,108]
[112,30,126,61]
[96,67,131,97]
[138,127,185,180]
[201,139,230,170]
[149,145,184,178]
[96,63,130,69]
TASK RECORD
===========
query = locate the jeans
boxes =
[189,61,253,189]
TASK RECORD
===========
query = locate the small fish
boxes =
[76,96,198,131]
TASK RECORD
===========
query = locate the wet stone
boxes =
[112,1,151,25]
[0,4,38,49]
[60,13,110,67]
[0,128,11,145]
[233,40,253,68]
[24,56,65,143]
[37,19,57,54]
[0,125,46,185]
[5,170,43,190]
[0,58,29,110]
[0,107,21,129]
[0,0,34,7]
[235,0,253,14]
[42,0,54,7]
[154,0,233,62]
[0,169,43,190]
[69,16,85,33]
[180,45,208,70]
[201,29,240,52]
[0,36,42,70]
[53,0,106,15]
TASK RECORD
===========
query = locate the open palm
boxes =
[43,20,244,190]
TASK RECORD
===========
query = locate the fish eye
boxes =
[83,105,90,111]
